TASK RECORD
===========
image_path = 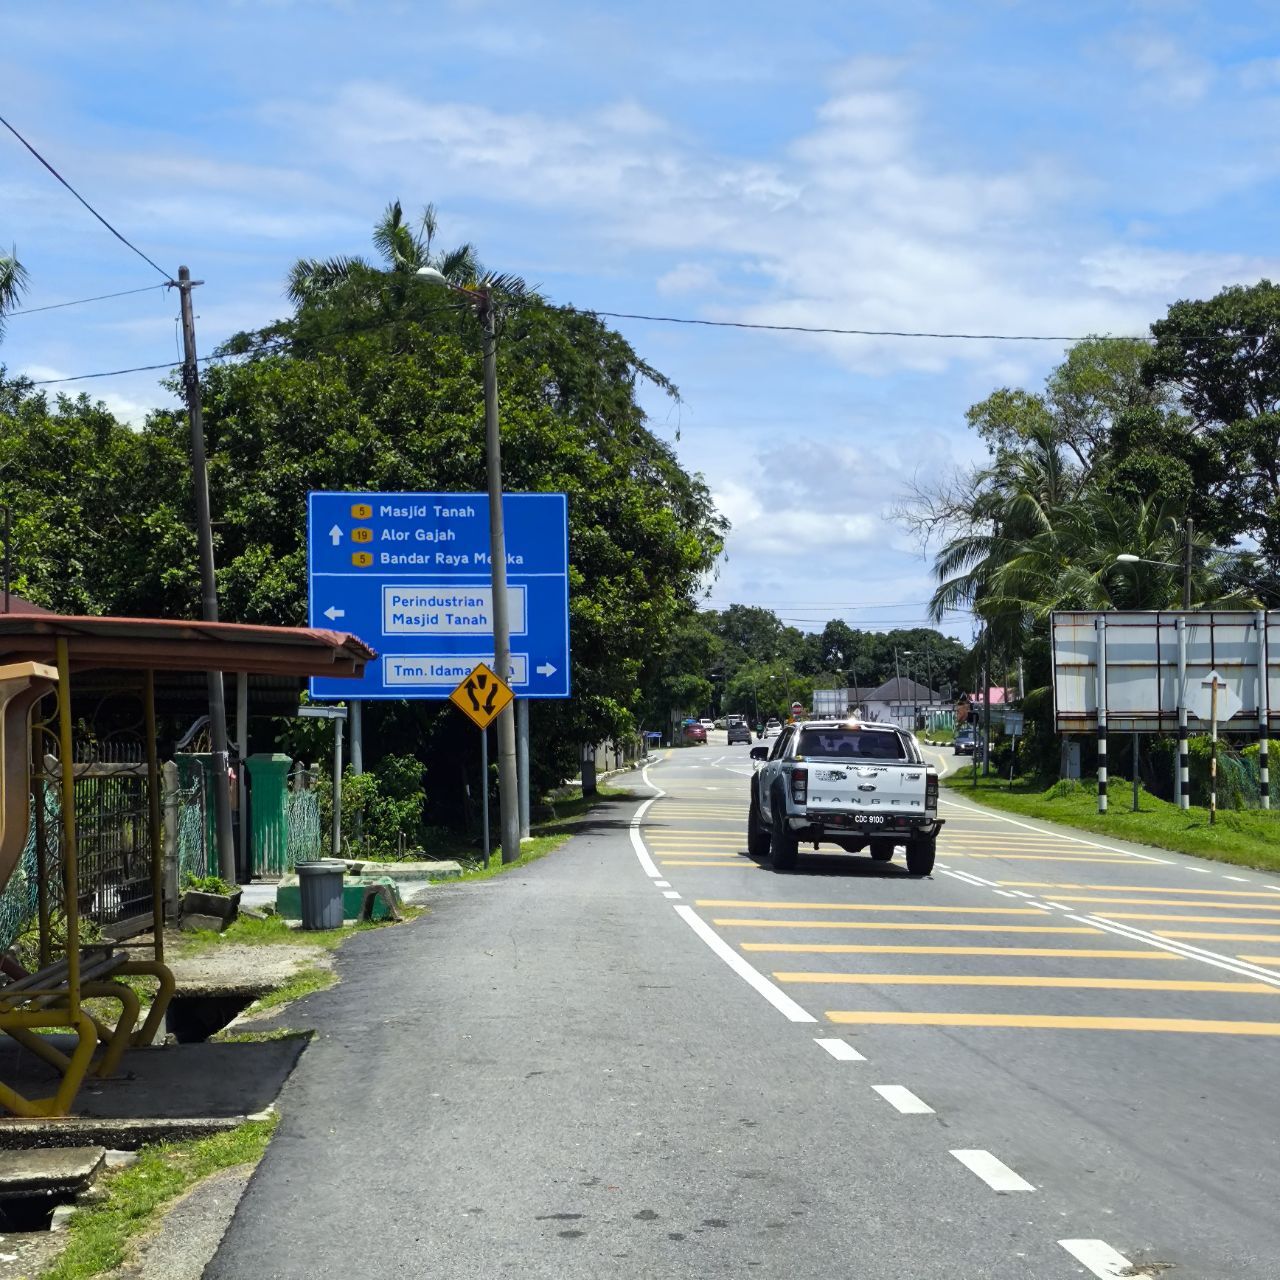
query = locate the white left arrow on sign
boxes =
[324,606,345,622]
[329,524,344,545]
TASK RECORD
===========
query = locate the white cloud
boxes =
[1121,32,1213,104]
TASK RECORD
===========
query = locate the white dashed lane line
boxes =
[950,1149,1036,1192]
[1058,1238,1137,1278]
[814,1037,866,1062]
[662,890,681,899]
[872,1084,935,1115]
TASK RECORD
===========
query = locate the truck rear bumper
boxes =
[789,812,944,838]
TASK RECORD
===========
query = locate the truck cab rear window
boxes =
[797,729,906,760]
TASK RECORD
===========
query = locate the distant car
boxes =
[683,722,708,744]
[714,717,727,730]
[727,721,751,745]
[700,718,715,731]
[762,718,782,739]
[954,726,976,755]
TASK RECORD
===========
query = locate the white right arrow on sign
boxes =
[536,662,557,677]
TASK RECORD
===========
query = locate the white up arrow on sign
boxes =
[323,606,345,622]
[1185,669,1243,722]
[329,524,344,546]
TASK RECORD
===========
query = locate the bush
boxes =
[1042,778,1087,800]
[182,873,234,895]
[317,753,427,858]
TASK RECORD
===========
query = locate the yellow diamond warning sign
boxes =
[449,661,514,730]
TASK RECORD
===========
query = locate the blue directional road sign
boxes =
[307,491,570,701]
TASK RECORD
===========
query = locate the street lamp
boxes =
[1115,552,1190,610]
[416,266,521,864]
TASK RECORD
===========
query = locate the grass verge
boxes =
[177,908,419,956]
[40,1115,277,1280]
[944,772,1280,873]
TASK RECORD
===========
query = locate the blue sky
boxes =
[5,0,1280,638]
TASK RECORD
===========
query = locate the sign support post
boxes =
[480,724,490,868]
[1095,617,1108,815]
[516,699,531,839]
[1208,675,1220,826]
[1176,618,1189,809]
[1258,611,1271,811]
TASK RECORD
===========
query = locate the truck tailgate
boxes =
[804,760,928,818]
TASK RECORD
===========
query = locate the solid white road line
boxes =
[939,794,1171,862]
[1058,1238,1135,1278]
[672,905,817,1023]
[628,764,666,879]
[814,1037,866,1062]
[872,1084,934,1114]
[950,1149,1035,1192]
[1069,913,1280,987]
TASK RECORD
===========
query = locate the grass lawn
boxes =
[41,1117,277,1280]
[944,772,1280,874]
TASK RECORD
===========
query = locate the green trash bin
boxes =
[297,859,346,930]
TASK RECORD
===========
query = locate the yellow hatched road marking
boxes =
[659,860,758,868]
[1240,956,1280,965]
[1058,897,1280,911]
[998,882,1280,898]
[713,919,1102,933]
[695,900,1044,915]
[1159,930,1280,941]
[741,943,1181,958]
[825,1011,1280,1035]
[657,853,742,859]
[958,854,1148,862]
[1092,912,1280,926]
[773,972,1273,993]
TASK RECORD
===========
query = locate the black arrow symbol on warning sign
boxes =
[465,672,488,713]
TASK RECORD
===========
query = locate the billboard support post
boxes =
[1095,617,1108,815]
[1176,618,1189,809]
[1209,676,1220,826]
[1259,611,1271,811]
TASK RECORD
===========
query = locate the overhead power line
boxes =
[0,113,171,280]
[5,283,168,317]
[549,304,1141,344]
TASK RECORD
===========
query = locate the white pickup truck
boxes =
[748,720,942,875]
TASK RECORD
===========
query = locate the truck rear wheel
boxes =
[906,834,936,876]
[769,793,799,871]
[747,790,770,859]
[869,840,895,862]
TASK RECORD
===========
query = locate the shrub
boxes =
[1042,778,1087,800]
[183,873,234,895]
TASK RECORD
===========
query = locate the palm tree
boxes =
[0,247,29,342]
[287,201,522,303]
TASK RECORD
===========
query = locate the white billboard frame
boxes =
[1051,610,1273,815]
[1051,610,1276,736]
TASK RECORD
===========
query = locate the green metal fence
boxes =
[286,767,323,868]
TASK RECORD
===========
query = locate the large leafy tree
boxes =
[1128,280,1280,571]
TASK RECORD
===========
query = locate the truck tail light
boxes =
[925,772,938,809]
[791,767,808,804]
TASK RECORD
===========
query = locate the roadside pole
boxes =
[1095,616,1108,815]
[448,662,513,869]
[1258,610,1271,811]
[1208,676,1220,827]
[1132,732,1139,812]
[174,265,237,885]
[332,712,344,856]
[481,725,490,867]
[516,699,531,839]
[1176,618,1189,809]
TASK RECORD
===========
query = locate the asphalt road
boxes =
[210,740,1280,1278]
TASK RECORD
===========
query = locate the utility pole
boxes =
[480,293,522,863]
[174,266,237,884]
[1182,516,1194,610]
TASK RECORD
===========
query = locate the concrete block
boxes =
[179,912,228,933]
[0,1146,105,1199]
[276,877,401,922]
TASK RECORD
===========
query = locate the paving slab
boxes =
[0,1146,104,1198]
